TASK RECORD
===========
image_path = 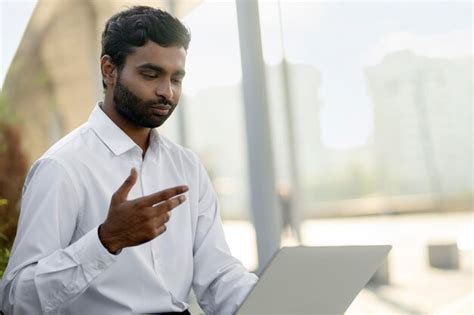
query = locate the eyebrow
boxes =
[137,63,186,77]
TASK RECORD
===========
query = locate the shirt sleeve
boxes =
[0,158,118,315]
[192,162,258,315]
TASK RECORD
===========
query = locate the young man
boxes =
[0,6,257,314]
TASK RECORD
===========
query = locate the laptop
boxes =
[237,245,392,314]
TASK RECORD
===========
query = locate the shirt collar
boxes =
[88,102,161,156]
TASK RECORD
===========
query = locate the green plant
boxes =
[0,247,10,278]
[0,123,27,278]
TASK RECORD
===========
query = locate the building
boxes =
[366,50,473,199]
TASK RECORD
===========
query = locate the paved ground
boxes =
[189,211,473,314]
[300,212,473,314]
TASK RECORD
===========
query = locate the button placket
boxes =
[141,155,163,276]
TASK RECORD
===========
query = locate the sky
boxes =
[0,0,37,90]
[183,0,472,150]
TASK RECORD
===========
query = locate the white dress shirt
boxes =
[0,104,257,315]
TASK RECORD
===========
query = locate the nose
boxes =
[155,78,173,101]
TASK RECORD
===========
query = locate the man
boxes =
[0,6,257,314]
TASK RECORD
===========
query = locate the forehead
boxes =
[124,41,186,72]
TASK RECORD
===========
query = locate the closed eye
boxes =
[141,72,158,79]
[172,78,183,85]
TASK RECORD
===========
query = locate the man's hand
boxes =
[98,168,188,254]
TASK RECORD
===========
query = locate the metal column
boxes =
[168,0,189,148]
[236,0,282,274]
[277,1,302,242]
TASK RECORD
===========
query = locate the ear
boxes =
[101,55,117,88]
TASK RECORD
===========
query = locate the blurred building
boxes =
[181,62,323,219]
[2,0,199,162]
[265,63,323,195]
[366,50,473,200]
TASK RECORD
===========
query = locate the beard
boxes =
[113,76,176,128]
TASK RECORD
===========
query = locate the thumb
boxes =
[112,168,137,203]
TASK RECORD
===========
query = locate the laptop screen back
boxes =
[237,245,392,314]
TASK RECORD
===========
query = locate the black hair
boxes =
[101,6,191,88]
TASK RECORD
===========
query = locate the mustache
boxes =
[143,97,173,107]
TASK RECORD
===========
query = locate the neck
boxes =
[101,94,150,153]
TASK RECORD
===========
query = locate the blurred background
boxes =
[0,0,472,314]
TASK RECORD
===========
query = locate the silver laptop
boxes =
[237,245,392,315]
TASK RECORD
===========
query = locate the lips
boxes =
[150,104,171,116]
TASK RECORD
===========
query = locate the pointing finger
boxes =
[153,194,187,213]
[137,185,188,206]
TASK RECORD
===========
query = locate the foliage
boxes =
[0,247,10,278]
[0,123,28,278]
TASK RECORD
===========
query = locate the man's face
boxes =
[112,41,186,128]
